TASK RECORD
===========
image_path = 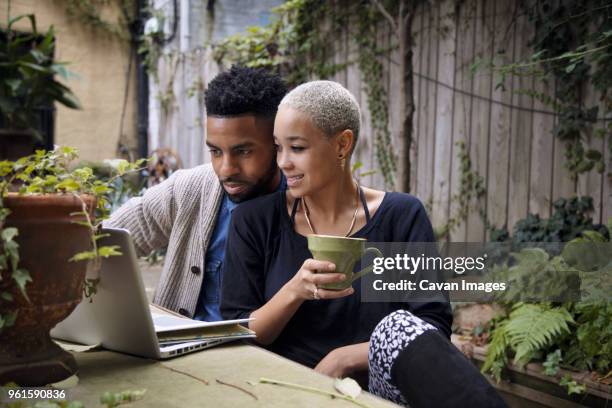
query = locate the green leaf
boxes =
[6,79,22,93]
[93,233,110,241]
[55,90,82,110]
[1,227,18,242]
[115,160,130,176]
[100,389,146,407]
[56,178,81,192]
[506,304,573,368]
[69,251,97,262]
[73,167,93,182]
[12,268,31,300]
[543,350,562,376]
[98,245,122,258]
[8,14,37,33]
[560,375,586,395]
[17,61,49,73]
[60,146,79,158]
[0,312,18,330]
[92,184,111,195]
[585,149,602,161]
[0,161,14,177]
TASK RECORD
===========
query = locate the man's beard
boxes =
[220,160,278,203]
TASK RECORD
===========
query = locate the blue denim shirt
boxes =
[194,175,286,321]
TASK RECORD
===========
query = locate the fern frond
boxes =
[482,320,509,382]
[506,304,574,368]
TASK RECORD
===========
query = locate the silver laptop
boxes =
[51,228,253,359]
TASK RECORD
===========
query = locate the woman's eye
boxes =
[291,146,305,152]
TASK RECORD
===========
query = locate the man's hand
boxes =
[314,343,369,378]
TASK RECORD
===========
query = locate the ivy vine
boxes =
[526,0,612,178]
[64,0,137,42]
[356,5,396,187]
[212,0,397,186]
[434,141,487,239]
[213,0,345,85]
[480,0,612,179]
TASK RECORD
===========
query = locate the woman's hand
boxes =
[314,343,369,378]
[286,259,354,301]
[249,259,354,346]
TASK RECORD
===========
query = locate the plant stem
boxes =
[160,365,209,385]
[73,193,99,272]
[502,43,611,71]
[215,379,258,400]
[259,377,371,408]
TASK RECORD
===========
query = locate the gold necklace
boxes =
[302,182,359,237]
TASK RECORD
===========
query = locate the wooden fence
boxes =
[331,0,610,241]
[151,0,610,241]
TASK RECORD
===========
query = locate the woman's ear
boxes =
[336,129,354,158]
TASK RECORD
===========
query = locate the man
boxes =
[106,66,287,321]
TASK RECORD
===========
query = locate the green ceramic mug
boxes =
[307,234,383,290]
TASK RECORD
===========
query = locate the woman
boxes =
[220,80,452,379]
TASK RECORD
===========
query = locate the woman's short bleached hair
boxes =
[279,80,361,153]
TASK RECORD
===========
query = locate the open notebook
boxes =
[51,228,255,359]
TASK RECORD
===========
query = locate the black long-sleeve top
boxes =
[220,190,452,368]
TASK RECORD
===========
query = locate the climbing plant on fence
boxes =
[213,0,405,188]
[476,0,612,179]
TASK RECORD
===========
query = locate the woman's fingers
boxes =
[295,259,353,301]
[317,287,354,299]
[303,258,336,272]
[309,272,347,285]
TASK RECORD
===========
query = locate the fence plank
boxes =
[466,0,493,242]
[486,0,514,238]
[529,77,555,218]
[552,114,577,204]
[345,12,368,186]
[386,18,398,191]
[449,0,476,242]
[577,85,604,223]
[372,19,390,189]
[416,4,433,203]
[507,12,534,230]
[432,0,457,236]
[425,3,440,214]
[410,8,424,194]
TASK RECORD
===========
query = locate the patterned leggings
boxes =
[368,310,437,406]
[368,310,507,408]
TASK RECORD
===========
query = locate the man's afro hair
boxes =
[205,65,288,117]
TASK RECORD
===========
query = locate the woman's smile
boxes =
[286,174,304,187]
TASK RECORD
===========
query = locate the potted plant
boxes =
[0,13,81,159]
[0,147,145,386]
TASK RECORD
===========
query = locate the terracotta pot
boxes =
[0,193,95,386]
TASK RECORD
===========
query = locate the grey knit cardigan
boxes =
[105,163,224,317]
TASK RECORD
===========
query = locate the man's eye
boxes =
[209,149,222,157]
[237,149,252,156]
